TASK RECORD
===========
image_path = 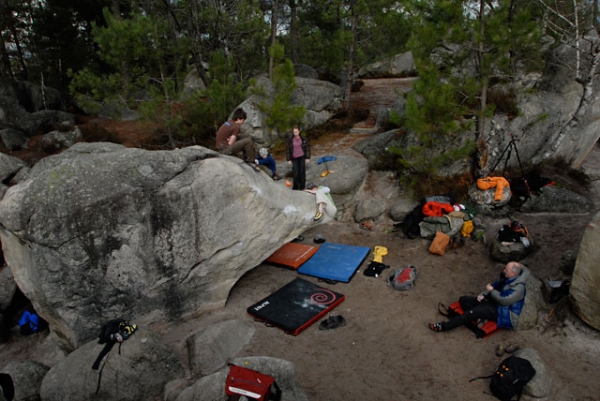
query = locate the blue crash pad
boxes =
[318,155,337,164]
[297,243,370,283]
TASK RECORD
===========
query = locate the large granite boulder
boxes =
[40,327,183,401]
[517,274,547,331]
[0,143,319,349]
[13,110,74,137]
[0,78,63,118]
[0,264,16,312]
[353,129,402,168]
[570,210,600,330]
[39,127,83,152]
[489,239,533,263]
[0,128,28,151]
[174,356,309,401]
[238,76,344,146]
[518,185,592,213]
[1,360,50,401]
[513,348,552,398]
[0,153,29,199]
[468,185,512,212]
[485,33,600,169]
[358,51,416,78]
[354,128,474,177]
[186,319,255,377]
[358,36,600,173]
[180,66,207,100]
[354,198,388,222]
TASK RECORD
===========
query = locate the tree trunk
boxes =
[289,0,299,63]
[8,19,28,78]
[595,0,599,30]
[343,5,357,110]
[108,1,131,99]
[535,46,600,163]
[111,0,121,16]
[269,0,279,79]
[186,0,209,88]
[476,0,489,177]
[0,36,14,79]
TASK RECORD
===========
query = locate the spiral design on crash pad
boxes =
[310,289,338,305]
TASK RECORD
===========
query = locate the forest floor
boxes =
[2,78,600,400]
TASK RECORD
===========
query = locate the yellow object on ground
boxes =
[461,220,474,237]
[373,246,388,263]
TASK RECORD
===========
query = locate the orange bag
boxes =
[429,231,450,255]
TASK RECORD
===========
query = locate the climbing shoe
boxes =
[319,315,346,330]
[428,323,444,332]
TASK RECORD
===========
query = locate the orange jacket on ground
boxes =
[422,201,455,217]
[477,177,510,201]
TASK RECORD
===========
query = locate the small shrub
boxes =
[399,172,473,203]
[351,80,365,92]
[80,123,121,144]
[487,87,519,118]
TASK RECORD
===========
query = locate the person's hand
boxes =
[255,159,259,165]
[486,283,494,292]
[306,159,310,164]
[477,294,485,302]
[288,160,292,165]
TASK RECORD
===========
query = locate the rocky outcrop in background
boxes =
[239,75,344,146]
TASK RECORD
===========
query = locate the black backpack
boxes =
[497,220,529,243]
[92,318,137,370]
[397,203,424,239]
[92,318,138,394]
[471,356,536,401]
[509,177,531,199]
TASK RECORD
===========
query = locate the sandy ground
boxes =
[188,164,600,401]
[163,118,600,400]
[2,79,600,400]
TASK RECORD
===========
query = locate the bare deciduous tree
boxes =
[533,0,600,163]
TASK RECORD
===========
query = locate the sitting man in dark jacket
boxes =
[429,261,530,332]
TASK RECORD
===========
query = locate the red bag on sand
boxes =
[225,364,281,401]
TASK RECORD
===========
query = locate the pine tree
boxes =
[395,0,542,179]
[253,42,306,137]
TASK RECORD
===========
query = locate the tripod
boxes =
[491,135,525,178]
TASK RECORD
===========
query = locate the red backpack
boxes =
[225,364,281,401]
[387,265,418,291]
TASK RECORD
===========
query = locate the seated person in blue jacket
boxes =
[255,148,280,179]
[429,261,530,332]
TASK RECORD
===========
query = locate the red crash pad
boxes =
[265,242,318,269]
[448,301,500,339]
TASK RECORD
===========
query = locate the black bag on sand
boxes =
[396,204,424,239]
[471,356,536,401]
[363,261,390,277]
